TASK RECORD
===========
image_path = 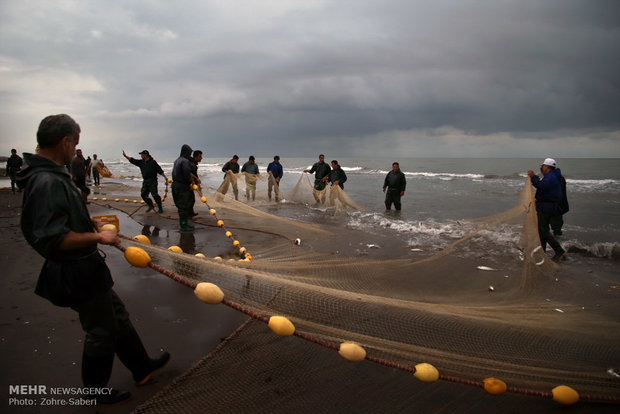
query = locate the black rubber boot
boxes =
[116,330,170,385]
[179,218,194,231]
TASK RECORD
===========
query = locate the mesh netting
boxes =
[98,176,620,405]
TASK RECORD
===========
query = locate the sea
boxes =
[3,157,619,258]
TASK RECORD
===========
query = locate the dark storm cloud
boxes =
[0,0,618,158]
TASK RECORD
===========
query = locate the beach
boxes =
[1,169,619,413]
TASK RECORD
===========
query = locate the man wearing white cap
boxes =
[527,158,566,261]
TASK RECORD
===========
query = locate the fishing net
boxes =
[95,176,620,408]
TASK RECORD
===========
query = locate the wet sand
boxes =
[1,185,618,413]
[0,187,248,414]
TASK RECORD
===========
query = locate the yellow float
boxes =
[413,363,439,383]
[483,378,507,395]
[268,316,295,336]
[133,235,151,244]
[194,282,224,304]
[100,224,118,233]
[551,385,579,405]
[124,247,151,268]
[338,342,366,362]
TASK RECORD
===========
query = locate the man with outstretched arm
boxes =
[123,149,168,213]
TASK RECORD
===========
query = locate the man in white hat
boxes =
[527,158,566,261]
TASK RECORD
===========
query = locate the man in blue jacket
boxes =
[267,155,283,202]
[527,158,566,261]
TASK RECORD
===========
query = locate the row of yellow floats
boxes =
[112,182,579,407]
[93,179,251,260]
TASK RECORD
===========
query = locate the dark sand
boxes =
[1,186,618,413]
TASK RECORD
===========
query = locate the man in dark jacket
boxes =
[527,158,566,261]
[70,148,87,193]
[304,154,331,203]
[383,162,406,211]
[17,114,169,405]
[123,149,168,213]
[172,144,200,231]
[326,160,347,189]
[6,148,23,193]
[221,155,240,200]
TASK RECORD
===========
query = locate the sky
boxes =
[1,0,619,160]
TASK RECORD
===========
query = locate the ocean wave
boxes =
[347,212,619,260]
[565,241,620,259]
[347,212,476,249]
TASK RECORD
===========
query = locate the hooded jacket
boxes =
[328,166,347,189]
[531,168,564,215]
[17,153,113,306]
[172,144,194,191]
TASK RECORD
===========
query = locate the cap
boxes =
[542,158,556,167]
[139,150,150,156]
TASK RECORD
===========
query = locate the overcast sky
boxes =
[1,0,619,160]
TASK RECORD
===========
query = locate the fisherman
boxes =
[122,149,168,213]
[70,148,87,197]
[267,155,283,202]
[172,144,200,231]
[241,155,259,201]
[550,168,569,236]
[221,155,240,200]
[304,154,331,204]
[383,162,406,211]
[527,158,566,261]
[85,155,92,181]
[5,148,23,194]
[18,114,169,405]
[326,160,347,189]
[190,150,203,217]
[90,154,103,186]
